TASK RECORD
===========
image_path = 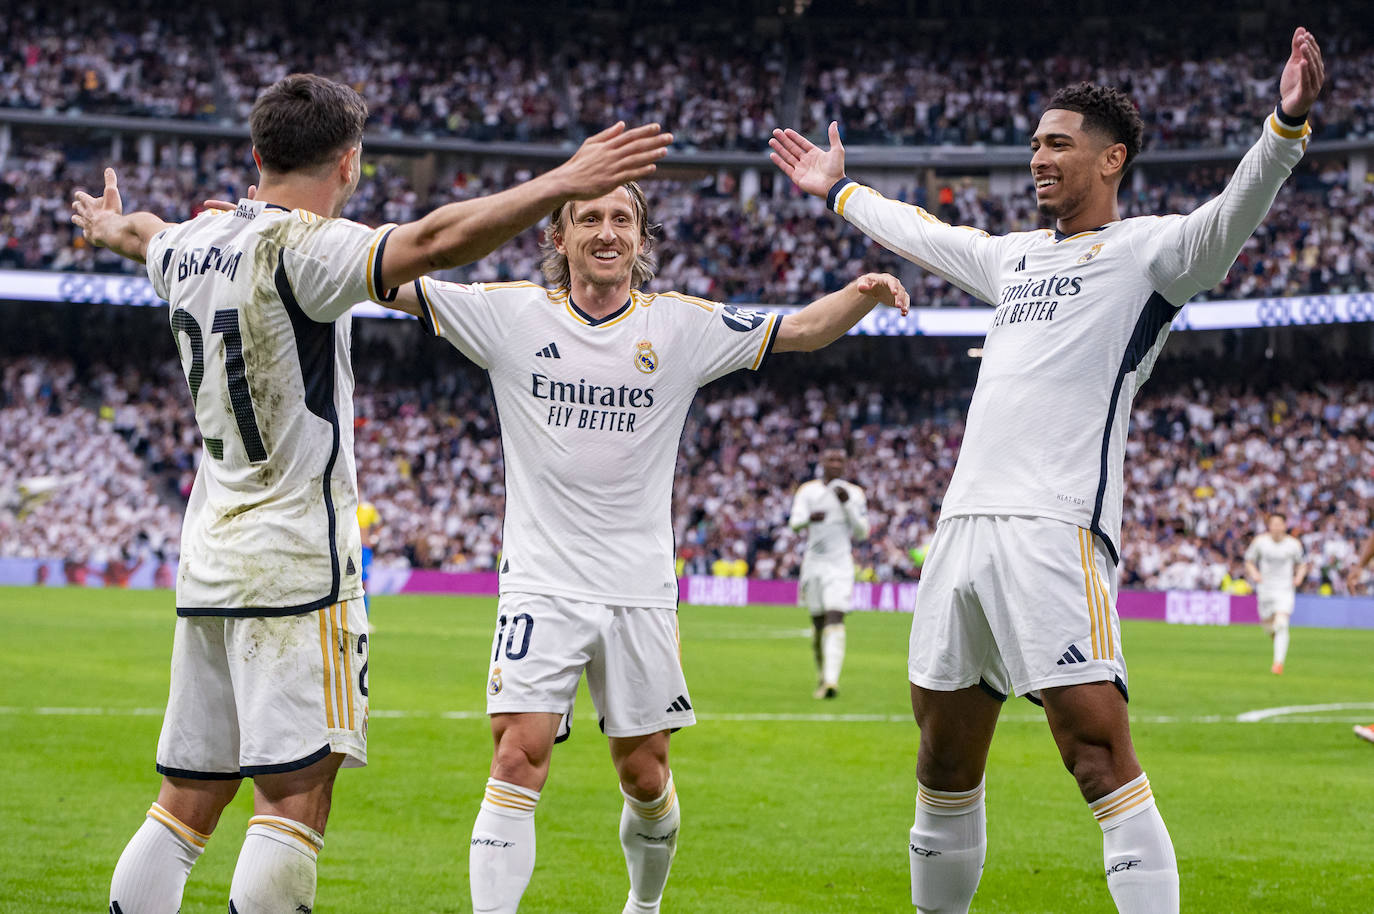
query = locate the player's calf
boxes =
[1090,773,1178,914]
[910,779,986,914]
[619,773,680,914]
[110,803,210,914]
[228,815,324,914]
[470,779,541,914]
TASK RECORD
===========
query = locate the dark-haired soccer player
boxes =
[73,72,671,914]
[771,27,1324,914]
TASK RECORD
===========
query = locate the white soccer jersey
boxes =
[788,478,869,577]
[828,112,1309,563]
[1244,534,1305,595]
[146,200,397,614]
[415,280,780,608]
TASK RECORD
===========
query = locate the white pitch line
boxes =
[2,705,1371,725]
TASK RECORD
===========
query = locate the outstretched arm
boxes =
[378,122,672,290]
[1346,534,1374,593]
[773,273,908,354]
[70,169,171,264]
[1143,28,1325,302]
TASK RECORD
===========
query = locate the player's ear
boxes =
[1100,142,1127,181]
[251,147,264,174]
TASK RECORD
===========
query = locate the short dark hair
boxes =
[249,74,368,174]
[1046,82,1145,177]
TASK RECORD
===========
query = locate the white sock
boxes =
[910,779,985,914]
[227,815,323,914]
[1272,619,1290,666]
[1091,773,1179,914]
[110,803,208,914]
[821,623,846,687]
[619,775,680,914]
[470,778,540,914]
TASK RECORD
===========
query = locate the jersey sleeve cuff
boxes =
[365,223,399,303]
[826,178,858,214]
[413,278,440,337]
[1268,106,1311,141]
[751,312,783,372]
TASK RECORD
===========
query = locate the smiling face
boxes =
[1029,108,1125,227]
[554,187,645,293]
[821,448,847,482]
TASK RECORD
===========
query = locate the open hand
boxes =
[854,272,910,316]
[1279,27,1324,119]
[769,122,847,199]
[556,122,673,200]
[70,167,125,247]
[202,183,257,212]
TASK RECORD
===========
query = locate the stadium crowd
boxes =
[3,350,1371,594]
[3,142,1372,306]
[4,3,1370,149]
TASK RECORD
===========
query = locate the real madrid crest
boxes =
[634,339,658,374]
[489,666,503,696]
[1076,242,1105,265]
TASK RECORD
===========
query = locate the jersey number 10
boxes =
[172,307,267,463]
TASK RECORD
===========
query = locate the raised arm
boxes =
[1141,28,1324,303]
[378,122,672,290]
[773,273,909,354]
[70,169,171,264]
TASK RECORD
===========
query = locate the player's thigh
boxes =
[609,729,672,799]
[252,751,347,834]
[486,593,597,716]
[980,518,1127,701]
[157,616,242,779]
[230,600,370,775]
[908,518,1010,697]
[819,572,853,614]
[589,606,695,739]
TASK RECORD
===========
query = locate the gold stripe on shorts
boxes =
[340,602,355,731]
[1089,557,1114,661]
[1079,528,1101,659]
[318,607,336,728]
[328,602,346,730]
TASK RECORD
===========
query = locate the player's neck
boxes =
[568,278,632,320]
[1055,195,1121,237]
[255,177,343,219]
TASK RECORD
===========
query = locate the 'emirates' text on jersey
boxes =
[828,113,1309,562]
[789,479,870,577]
[416,280,780,608]
[146,200,397,615]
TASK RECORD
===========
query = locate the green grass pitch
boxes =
[1,585,1371,912]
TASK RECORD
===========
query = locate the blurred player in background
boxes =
[393,181,907,914]
[789,446,869,699]
[771,26,1323,914]
[1346,530,1374,744]
[73,72,671,914]
[358,500,380,613]
[1243,511,1308,674]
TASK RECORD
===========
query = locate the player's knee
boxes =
[823,610,845,627]
[619,762,671,802]
[916,742,985,792]
[1059,740,1127,802]
[491,735,552,787]
[1273,614,1290,634]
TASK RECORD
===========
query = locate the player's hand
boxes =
[832,485,850,504]
[854,272,910,316]
[769,122,847,199]
[70,167,125,248]
[553,122,673,200]
[1345,567,1364,594]
[1279,27,1324,119]
[809,511,827,523]
[202,183,256,212]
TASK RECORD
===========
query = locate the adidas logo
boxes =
[1056,644,1088,665]
[535,342,561,359]
[1014,254,1027,272]
[345,556,357,575]
[666,694,693,714]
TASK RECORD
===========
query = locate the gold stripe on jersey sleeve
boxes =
[834,183,862,217]
[414,278,441,338]
[1079,529,1101,659]
[148,805,209,849]
[1268,114,1311,141]
[340,603,356,731]
[484,280,544,291]
[318,608,336,729]
[749,314,777,370]
[362,223,398,302]
[328,602,346,730]
[656,290,716,312]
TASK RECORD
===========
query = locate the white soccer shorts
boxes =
[1256,590,1296,621]
[484,593,695,739]
[156,600,369,779]
[909,515,1128,703]
[800,568,853,615]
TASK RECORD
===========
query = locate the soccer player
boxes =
[1243,512,1308,674]
[71,73,671,914]
[789,446,870,698]
[1345,532,1374,745]
[770,26,1323,914]
[391,181,907,914]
